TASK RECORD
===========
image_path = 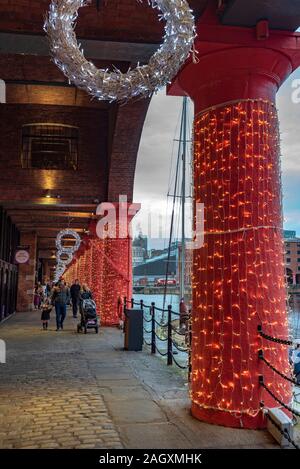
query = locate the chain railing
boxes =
[122,297,191,373]
[118,305,300,447]
[258,325,300,449]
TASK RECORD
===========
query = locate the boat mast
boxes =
[180,97,187,301]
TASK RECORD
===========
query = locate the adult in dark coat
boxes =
[51,281,70,331]
[70,279,81,318]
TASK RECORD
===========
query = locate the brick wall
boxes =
[0,103,109,203]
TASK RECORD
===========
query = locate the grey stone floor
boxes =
[0,311,279,449]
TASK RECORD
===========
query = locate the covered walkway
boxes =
[0,312,278,449]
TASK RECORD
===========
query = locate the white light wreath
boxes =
[54,262,66,282]
[56,229,81,254]
[45,0,195,102]
[56,251,73,266]
[54,229,81,281]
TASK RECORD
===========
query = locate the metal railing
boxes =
[122,297,191,373]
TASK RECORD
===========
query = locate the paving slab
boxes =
[106,398,168,424]
[119,422,192,449]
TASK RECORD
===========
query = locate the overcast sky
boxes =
[133,68,300,246]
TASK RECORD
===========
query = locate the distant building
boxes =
[284,230,296,239]
[133,232,148,251]
[133,247,177,282]
[132,232,148,266]
[132,246,144,267]
[284,231,300,284]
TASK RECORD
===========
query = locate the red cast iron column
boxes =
[168,12,300,428]
[89,202,139,326]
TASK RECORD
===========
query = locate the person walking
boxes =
[179,297,189,330]
[292,343,300,384]
[45,280,52,298]
[51,281,70,331]
[34,283,43,309]
[70,279,81,318]
[79,284,93,315]
[40,298,52,331]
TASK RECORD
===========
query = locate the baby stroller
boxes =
[77,298,99,334]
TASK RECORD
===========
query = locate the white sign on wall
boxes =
[15,249,30,265]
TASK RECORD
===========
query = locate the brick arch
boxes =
[107,98,151,203]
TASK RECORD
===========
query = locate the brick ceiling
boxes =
[0,0,208,260]
[0,0,208,42]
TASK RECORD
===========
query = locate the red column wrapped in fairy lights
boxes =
[101,235,132,325]
[168,10,300,428]
[64,203,137,326]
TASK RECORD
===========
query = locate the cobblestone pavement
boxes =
[0,311,122,449]
[0,311,284,449]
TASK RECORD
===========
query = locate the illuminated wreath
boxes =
[56,251,73,266]
[54,229,81,280]
[45,0,195,102]
[56,229,81,254]
[54,262,66,282]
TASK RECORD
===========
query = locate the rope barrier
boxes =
[266,413,300,450]
[154,331,168,342]
[294,392,300,405]
[171,339,189,353]
[258,325,293,346]
[143,316,152,323]
[154,345,168,357]
[154,319,168,328]
[171,324,187,336]
[259,350,299,386]
[171,352,188,370]
[170,310,180,317]
[259,377,300,418]
[124,297,190,374]
[153,305,170,313]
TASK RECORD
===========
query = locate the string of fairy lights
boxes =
[63,235,131,325]
[44,0,196,102]
[43,0,296,427]
[58,97,298,428]
[191,98,291,421]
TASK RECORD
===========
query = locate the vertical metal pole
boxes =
[180,97,187,301]
[167,305,173,365]
[151,302,156,354]
[188,309,192,382]
[131,297,134,308]
[123,296,127,334]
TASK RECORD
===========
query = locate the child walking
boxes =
[40,298,52,330]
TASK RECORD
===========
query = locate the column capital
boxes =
[168,20,300,113]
